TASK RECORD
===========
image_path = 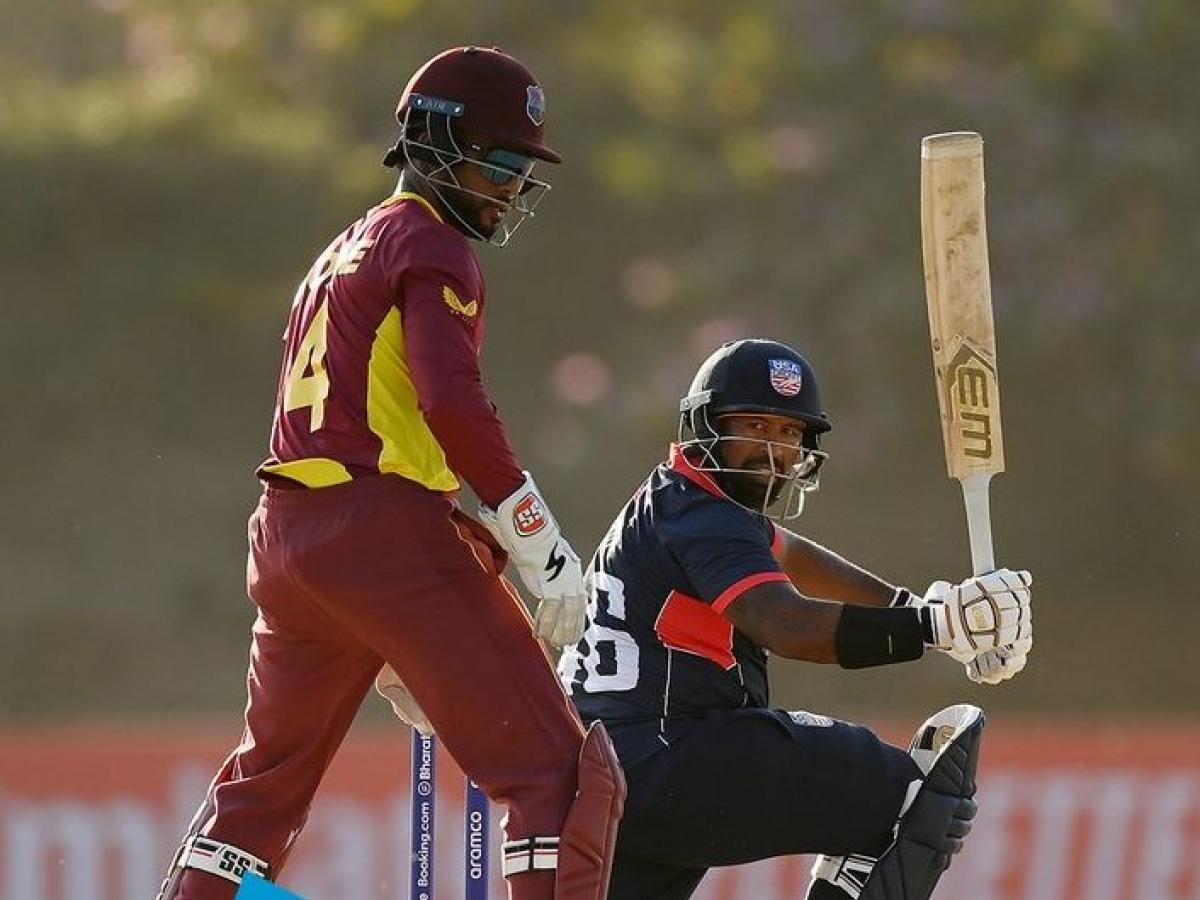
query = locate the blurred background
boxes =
[1,0,1197,897]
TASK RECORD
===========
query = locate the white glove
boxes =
[477,472,586,647]
[375,665,434,735]
[922,569,1033,663]
[967,635,1032,685]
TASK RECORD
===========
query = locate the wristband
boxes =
[834,605,925,669]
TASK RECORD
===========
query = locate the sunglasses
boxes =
[463,142,537,186]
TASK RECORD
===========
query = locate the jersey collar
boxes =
[668,443,782,549]
[667,443,727,499]
[381,190,445,223]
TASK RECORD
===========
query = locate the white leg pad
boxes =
[176,835,270,885]
[811,852,878,898]
[502,836,559,876]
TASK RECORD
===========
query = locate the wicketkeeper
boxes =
[157,46,624,900]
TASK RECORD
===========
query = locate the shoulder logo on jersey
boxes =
[768,358,803,397]
[443,285,479,318]
[786,710,834,728]
[526,85,546,126]
[513,492,548,536]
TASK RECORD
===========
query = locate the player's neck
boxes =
[397,171,451,222]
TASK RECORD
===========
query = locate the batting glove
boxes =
[478,472,586,647]
[921,569,1033,663]
[966,634,1033,685]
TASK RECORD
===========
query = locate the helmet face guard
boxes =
[678,397,827,521]
[396,98,551,247]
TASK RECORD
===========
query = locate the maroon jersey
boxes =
[260,192,524,507]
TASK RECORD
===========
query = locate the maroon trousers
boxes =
[172,476,586,899]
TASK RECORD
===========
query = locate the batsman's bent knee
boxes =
[809,704,984,900]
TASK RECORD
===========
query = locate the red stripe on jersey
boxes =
[712,571,790,615]
[655,590,736,670]
[770,523,785,557]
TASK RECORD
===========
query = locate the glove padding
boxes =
[375,665,434,736]
[478,472,586,646]
[922,568,1033,663]
[967,635,1032,684]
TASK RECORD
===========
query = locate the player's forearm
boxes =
[728,581,925,668]
[774,527,899,608]
[725,583,841,663]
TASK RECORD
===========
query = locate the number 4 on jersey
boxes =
[283,300,330,432]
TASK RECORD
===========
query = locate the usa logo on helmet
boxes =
[526,85,545,125]
[769,358,804,396]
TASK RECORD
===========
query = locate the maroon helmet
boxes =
[396,46,561,163]
[383,46,559,246]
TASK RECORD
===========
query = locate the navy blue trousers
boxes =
[603,708,920,900]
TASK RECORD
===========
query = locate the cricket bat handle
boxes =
[960,473,996,577]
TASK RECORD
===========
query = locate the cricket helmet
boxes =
[382,46,559,246]
[392,46,561,163]
[679,339,832,519]
[680,339,831,445]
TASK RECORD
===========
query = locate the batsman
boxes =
[557,338,1035,899]
[157,47,624,900]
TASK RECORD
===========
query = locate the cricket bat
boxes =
[920,132,1004,577]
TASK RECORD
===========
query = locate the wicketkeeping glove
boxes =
[375,665,434,736]
[921,568,1033,663]
[478,472,586,647]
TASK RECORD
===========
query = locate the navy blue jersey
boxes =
[558,445,788,765]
